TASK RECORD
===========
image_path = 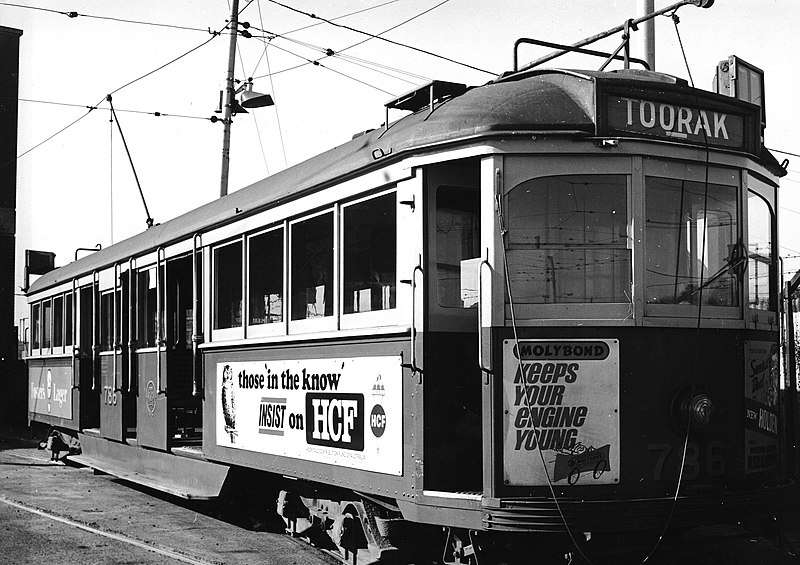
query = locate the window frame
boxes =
[246,223,287,339]
[30,301,41,355]
[744,173,778,326]
[340,188,399,330]
[642,158,742,320]
[288,207,338,334]
[211,236,245,341]
[501,155,634,323]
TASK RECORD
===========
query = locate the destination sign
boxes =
[606,95,747,150]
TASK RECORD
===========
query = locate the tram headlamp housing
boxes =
[672,387,714,433]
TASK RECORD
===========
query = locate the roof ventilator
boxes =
[384,80,467,132]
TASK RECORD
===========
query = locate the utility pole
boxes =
[220,0,240,198]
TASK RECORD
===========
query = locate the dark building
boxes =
[0,26,23,425]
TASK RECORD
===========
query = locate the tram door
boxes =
[422,158,483,492]
[136,255,200,450]
[77,285,99,428]
[98,267,131,441]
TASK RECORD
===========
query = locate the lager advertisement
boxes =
[503,340,619,486]
[216,356,401,475]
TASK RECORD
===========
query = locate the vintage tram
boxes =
[25,13,794,565]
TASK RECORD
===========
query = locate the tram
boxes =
[25,5,795,563]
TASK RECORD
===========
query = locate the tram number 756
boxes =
[647,441,725,481]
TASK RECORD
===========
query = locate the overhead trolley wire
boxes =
[250,1,446,87]
[0,1,209,33]
[278,0,402,36]
[255,0,287,169]
[18,97,210,121]
[107,33,220,96]
[253,31,428,86]
[261,40,397,96]
[264,0,497,76]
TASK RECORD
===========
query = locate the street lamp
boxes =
[219,0,274,197]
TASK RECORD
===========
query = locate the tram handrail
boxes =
[518,0,713,71]
[192,233,203,397]
[156,247,166,394]
[411,260,423,375]
[113,263,120,393]
[127,258,135,393]
[71,278,79,390]
[478,258,493,376]
[91,271,99,391]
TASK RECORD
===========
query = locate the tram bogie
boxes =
[24,12,795,563]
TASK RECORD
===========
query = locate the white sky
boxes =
[4,0,800,326]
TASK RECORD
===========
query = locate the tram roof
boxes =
[27,68,784,295]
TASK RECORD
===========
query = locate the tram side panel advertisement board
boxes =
[28,364,73,420]
[743,341,779,473]
[216,356,401,476]
[503,339,620,486]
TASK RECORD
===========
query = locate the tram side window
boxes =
[343,192,396,314]
[248,228,284,326]
[42,298,52,350]
[214,241,243,329]
[748,191,774,310]
[53,295,64,348]
[100,291,114,352]
[65,293,73,347]
[31,302,40,350]
[436,186,480,308]
[291,212,334,320]
[645,177,739,307]
[505,175,630,304]
[137,267,158,348]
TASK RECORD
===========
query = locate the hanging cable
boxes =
[639,17,710,564]
[15,106,97,160]
[108,33,220,96]
[497,198,597,565]
[16,97,211,120]
[278,0,402,36]
[256,0,288,169]
[259,41,397,95]
[265,0,496,76]
[253,31,429,85]
[0,1,209,32]
[106,95,154,230]
[667,12,694,87]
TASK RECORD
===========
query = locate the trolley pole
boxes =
[219,0,240,198]
[634,0,656,71]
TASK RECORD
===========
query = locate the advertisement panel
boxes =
[743,341,779,473]
[503,339,619,486]
[29,365,73,420]
[216,356,402,475]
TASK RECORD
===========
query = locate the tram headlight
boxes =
[672,388,714,433]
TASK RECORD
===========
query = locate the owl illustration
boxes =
[221,365,237,442]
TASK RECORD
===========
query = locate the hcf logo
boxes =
[306,393,365,451]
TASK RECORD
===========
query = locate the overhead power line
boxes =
[265,0,496,76]
[18,97,210,120]
[251,1,445,86]
[0,1,209,33]
[769,147,800,159]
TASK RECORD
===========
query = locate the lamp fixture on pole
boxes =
[219,0,274,198]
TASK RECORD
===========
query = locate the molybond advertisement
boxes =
[503,340,619,486]
[743,341,779,473]
[216,356,401,475]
